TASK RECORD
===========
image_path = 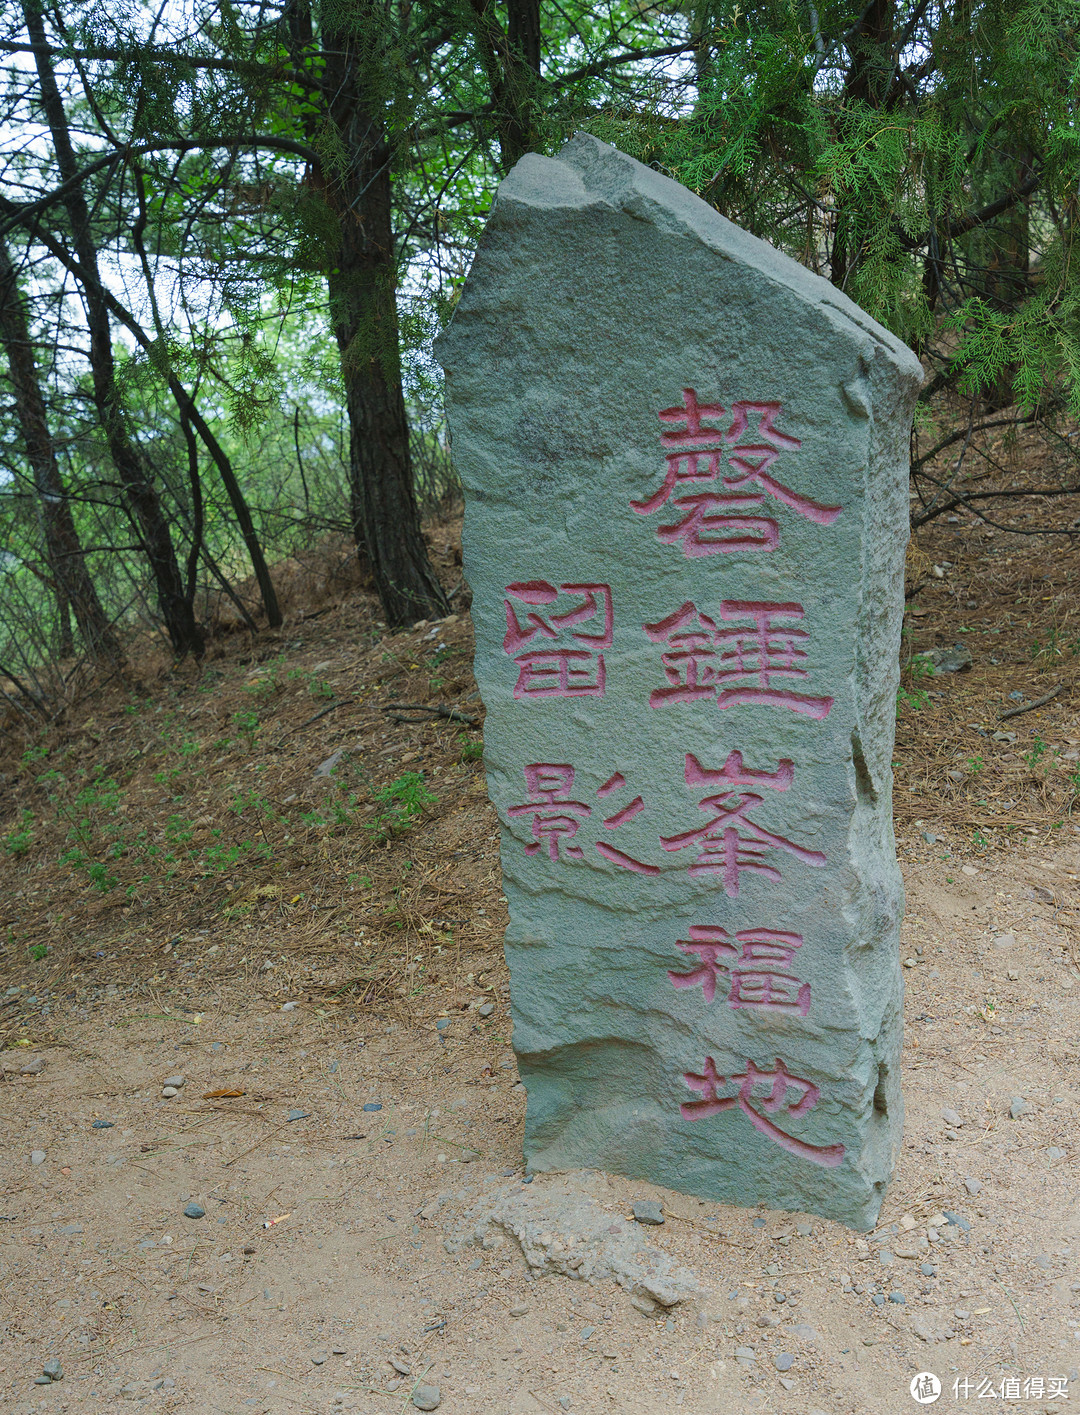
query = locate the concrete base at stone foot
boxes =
[436,132,922,1233]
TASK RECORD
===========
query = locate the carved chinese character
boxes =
[661,750,826,896]
[506,764,591,861]
[631,390,841,556]
[503,581,613,698]
[681,1056,845,1166]
[507,765,659,874]
[643,600,833,718]
[668,925,811,1015]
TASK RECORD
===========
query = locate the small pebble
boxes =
[435,1019,450,1032]
[632,1200,664,1225]
[162,1086,179,1099]
[20,1057,46,1074]
[42,1359,63,1380]
[1010,1096,1034,1119]
[162,1075,185,1089]
[91,1120,114,1129]
[411,1385,441,1411]
[920,1263,936,1277]
[183,1203,206,1220]
[871,1293,886,1306]
[281,1001,298,1012]
[889,1291,906,1304]
[30,1150,46,1166]
[287,1109,310,1122]
[774,1353,794,1372]
[509,1304,529,1317]
[33,1375,51,1385]
[477,1002,494,1018]
[311,1353,328,1365]
[941,1108,963,1127]
[363,1102,383,1112]
[963,1177,982,1196]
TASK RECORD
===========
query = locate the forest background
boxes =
[0,0,1079,951]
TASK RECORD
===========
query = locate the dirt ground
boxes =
[3,501,1080,1415]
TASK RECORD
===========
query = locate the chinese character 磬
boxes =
[507,765,660,875]
[631,390,842,554]
[680,1056,845,1167]
[668,925,811,1015]
[724,400,842,525]
[632,389,780,557]
[503,581,613,699]
[661,750,827,897]
[713,600,834,718]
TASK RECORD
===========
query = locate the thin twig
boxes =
[273,699,351,746]
[382,702,479,727]
[998,684,1065,720]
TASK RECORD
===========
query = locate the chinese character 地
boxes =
[660,750,827,897]
[630,389,842,557]
[643,600,834,718]
[506,764,659,875]
[503,581,613,698]
[668,924,811,1015]
[680,1056,845,1167]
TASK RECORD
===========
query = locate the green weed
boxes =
[1,810,34,855]
[1025,734,1048,769]
[27,943,48,961]
[365,772,438,843]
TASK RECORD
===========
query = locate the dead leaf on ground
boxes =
[202,1088,246,1099]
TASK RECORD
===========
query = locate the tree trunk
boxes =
[0,236,122,663]
[320,13,449,628]
[23,0,204,656]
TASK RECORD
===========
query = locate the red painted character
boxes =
[661,750,826,897]
[503,581,613,698]
[507,766,659,875]
[668,925,811,1015]
[681,1056,845,1167]
[643,600,833,718]
[631,390,841,557]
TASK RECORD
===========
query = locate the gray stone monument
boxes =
[435,134,922,1230]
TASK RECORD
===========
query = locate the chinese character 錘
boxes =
[681,1056,845,1166]
[643,600,833,718]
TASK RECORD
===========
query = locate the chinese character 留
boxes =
[644,600,834,718]
[661,750,826,897]
[668,924,811,1015]
[503,581,613,698]
[631,390,841,557]
[681,1056,845,1166]
[506,764,659,875]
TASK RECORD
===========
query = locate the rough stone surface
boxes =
[436,133,921,1230]
[411,1386,442,1411]
[455,1175,699,1306]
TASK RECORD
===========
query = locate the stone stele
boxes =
[435,133,922,1230]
